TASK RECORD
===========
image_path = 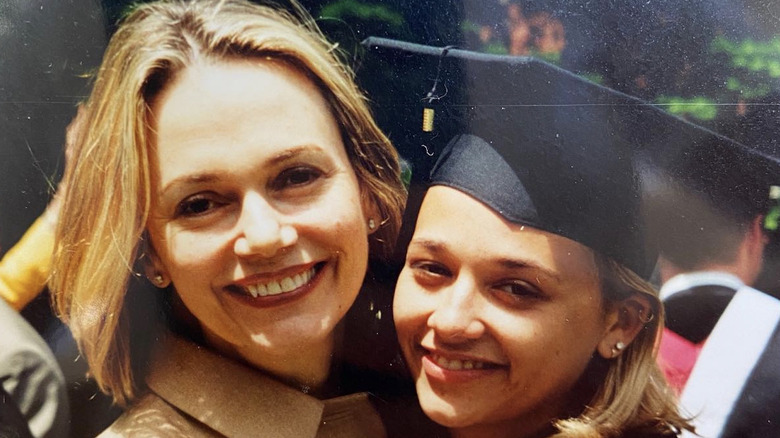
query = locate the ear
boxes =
[747,215,769,258]
[142,240,171,288]
[360,188,381,235]
[734,215,769,285]
[596,294,654,359]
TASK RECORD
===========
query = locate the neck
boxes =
[203,324,343,393]
[450,418,555,438]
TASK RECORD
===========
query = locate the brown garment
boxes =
[99,334,387,438]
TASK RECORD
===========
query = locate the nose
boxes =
[427,278,485,341]
[233,192,297,258]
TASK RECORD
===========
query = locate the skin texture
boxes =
[146,58,374,389]
[394,186,626,438]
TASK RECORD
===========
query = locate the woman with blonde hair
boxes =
[50,1,408,435]
[375,40,695,438]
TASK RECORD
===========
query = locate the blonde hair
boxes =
[50,0,405,406]
[553,257,693,437]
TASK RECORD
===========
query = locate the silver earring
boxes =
[154,274,164,285]
[368,218,376,230]
[611,341,625,358]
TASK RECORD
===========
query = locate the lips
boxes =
[431,353,487,371]
[226,262,324,304]
[420,347,506,383]
[241,266,317,297]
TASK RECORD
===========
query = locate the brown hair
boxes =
[553,256,693,437]
[50,0,405,406]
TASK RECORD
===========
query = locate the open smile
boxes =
[225,262,326,307]
[240,265,317,298]
[419,347,506,383]
[431,353,487,371]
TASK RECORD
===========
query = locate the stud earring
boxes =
[154,274,165,286]
[368,218,376,230]
[611,341,626,358]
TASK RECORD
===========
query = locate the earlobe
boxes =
[142,242,171,288]
[360,189,381,235]
[597,294,654,359]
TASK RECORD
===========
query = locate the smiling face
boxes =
[394,186,616,438]
[146,58,373,386]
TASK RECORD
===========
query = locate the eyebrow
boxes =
[159,145,323,196]
[161,173,221,198]
[495,258,561,283]
[408,238,448,254]
[265,145,322,166]
[408,238,561,283]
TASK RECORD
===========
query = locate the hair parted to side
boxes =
[552,257,693,438]
[50,0,405,406]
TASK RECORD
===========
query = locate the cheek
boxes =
[516,312,604,378]
[162,230,226,274]
[393,273,429,339]
[300,190,367,237]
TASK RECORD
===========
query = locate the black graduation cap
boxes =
[361,37,780,279]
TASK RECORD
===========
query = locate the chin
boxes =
[418,391,480,429]
[250,318,335,348]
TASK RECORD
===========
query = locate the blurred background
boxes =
[4,0,779,259]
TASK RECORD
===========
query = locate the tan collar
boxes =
[145,332,383,438]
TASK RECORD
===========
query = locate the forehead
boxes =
[152,57,332,132]
[148,58,346,180]
[414,186,599,280]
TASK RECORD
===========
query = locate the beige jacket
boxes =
[99,334,387,438]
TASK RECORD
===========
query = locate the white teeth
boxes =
[280,277,295,292]
[241,266,316,298]
[433,354,486,371]
[267,281,282,295]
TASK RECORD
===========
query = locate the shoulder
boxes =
[0,299,68,438]
[0,299,56,366]
[98,393,215,438]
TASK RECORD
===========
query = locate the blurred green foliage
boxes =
[656,96,718,121]
[482,42,510,55]
[578,73,604,85]
[712,36,780,77]
[528,49,561,64]
[650,36,780,121]
[711,36,780,100]
[319,0,404,28]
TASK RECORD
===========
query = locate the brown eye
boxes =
[272,166,323,190]
[495,281,544,301]
[175,195,222,217]
[413,261,451,277]
[408,260,453,288]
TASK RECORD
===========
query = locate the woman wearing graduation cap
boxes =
[379,40,693,438]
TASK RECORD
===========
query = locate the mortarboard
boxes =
[361,37,780,279]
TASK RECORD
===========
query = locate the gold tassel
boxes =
[422,107,435,132]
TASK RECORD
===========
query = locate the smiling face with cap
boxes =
[394,185,639,438]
